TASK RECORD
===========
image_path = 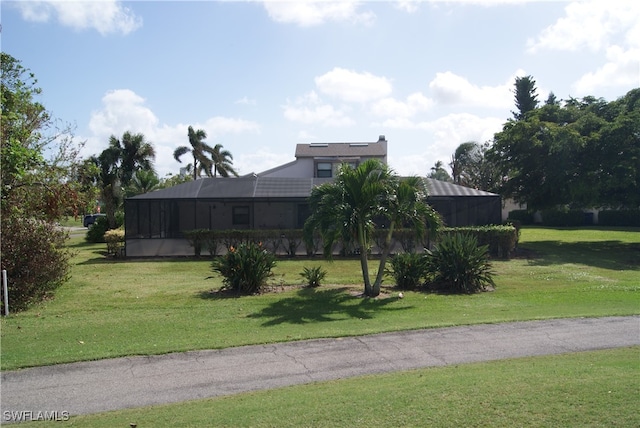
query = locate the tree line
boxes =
[429,76,640,211]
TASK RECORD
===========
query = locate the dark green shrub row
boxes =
[385,233,496,294]
[85,212,124,243]
[184,229,306,257]
[541,209,587,227]
[439,225,517,259]
[507,209,534,225]
[598,210,640,227]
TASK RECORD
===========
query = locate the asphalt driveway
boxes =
[1,316,639,422]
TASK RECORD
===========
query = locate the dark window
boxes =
[233,206,250,225]
[316,162,332,178]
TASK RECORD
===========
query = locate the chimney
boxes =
[378,135,386,142]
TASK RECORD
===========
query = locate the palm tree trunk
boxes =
[357,222,373,296]
[372,221,396,296]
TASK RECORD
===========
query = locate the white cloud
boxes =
[262,0,375,27]
[282,91,355,126]
[85,89,261,177]
[15,0,142,35]
[394,1,420,13]
[527,1,640,53]
[573,45,640,95]
[371,92,434,118]
[236,149,294,176]
[235,96,257,106]
[428,71,517,108]
[315,67,393,103]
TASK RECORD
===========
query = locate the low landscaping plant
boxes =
[211,242,277,294]
[425,232,495,294]
[300,266,327,287]
[385,252,427,290]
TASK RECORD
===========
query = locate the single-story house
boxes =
[125,136,501,257]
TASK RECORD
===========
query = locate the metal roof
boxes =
[129,176,498,200]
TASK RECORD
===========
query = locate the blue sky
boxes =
[3,0,639,178]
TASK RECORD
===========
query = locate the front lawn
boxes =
[1,227,638,370]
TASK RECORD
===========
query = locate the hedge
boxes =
[439,225,518,259]
[598,210,640,227]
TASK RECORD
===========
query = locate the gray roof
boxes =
[295,140,387,158]
[129,176,498,200]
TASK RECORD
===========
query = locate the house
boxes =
[125,136,501,257]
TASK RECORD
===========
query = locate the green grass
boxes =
[17,346,640,427]
[1,227,638,370]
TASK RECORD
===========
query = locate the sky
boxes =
[3,0,639,179]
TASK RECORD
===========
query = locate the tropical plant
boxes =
[211,143,239,177]
[109,131,156,187]
[385,252,428,290]
[212,242,277,294]
[304,159,441,297]
[425,233,495,294]
[300,266,327,288]
[126,169,160,196]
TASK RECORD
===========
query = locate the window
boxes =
[317,162,332,178]
[232,206,250,225]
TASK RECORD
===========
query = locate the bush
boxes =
[0,216,72,313]
[440,225,517,259]
[425,232,495,294]
[598,210,640,227]
[104,228,125,257]
[541,209,585,227]
[300,266,327,287]
[85,212,124,243]
[507,209,534,225]
[385,252,428,290]
[211,242,277,294]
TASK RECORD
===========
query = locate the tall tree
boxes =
[126,169,160,196]
[173,126,216,180]
[109,131,156,187]
[427,160,452,182]
[211,143,239,177]
[450,141,479,185]
[512,75,539,120]
[304,159,440,297]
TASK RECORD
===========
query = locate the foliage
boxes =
[425,233,496,294]
[304,160,441,297]
[440,225,518,259]
[427,160,452,182]
[489,86,640,210]
[512,75,539,120]
[541,209,586,227]
[125,169,160,197]
[598,210,640,227]
[211,242,277,294]
[184,229,210,257]
[85,213,124,243]
[507,209,534,225]
[104,228,125,257]
[0,216,71,313]
[299,266,327,287]
[385,252,428,290]
[0,53,83,311]
[174,126,238,179]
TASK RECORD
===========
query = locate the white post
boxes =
[2,269,8,316]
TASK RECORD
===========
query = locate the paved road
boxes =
[2,316,639,421]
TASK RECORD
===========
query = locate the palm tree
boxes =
[109,131,156,187]
[450,141,479,186]
[173,126,216,180]
[211,143,239,177]
[304,159,441,297]
[126,169,160,196]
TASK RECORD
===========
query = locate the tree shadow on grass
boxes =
[242,287,410,326]
[521,241,640,271]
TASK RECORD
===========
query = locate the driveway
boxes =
[2,316,639,421]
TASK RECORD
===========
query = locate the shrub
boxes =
[385,252,428,290]
[541,209,585,227]
[507,209,534,225]
[104,228,125,257]
[598,210,640,227]
[184,229,210,257]
[425,232,495,294]
[85,212,124,243]
[211,242,277,294]
[0,216,72,313]
[300,266,327,287]
[439,225,517,259]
